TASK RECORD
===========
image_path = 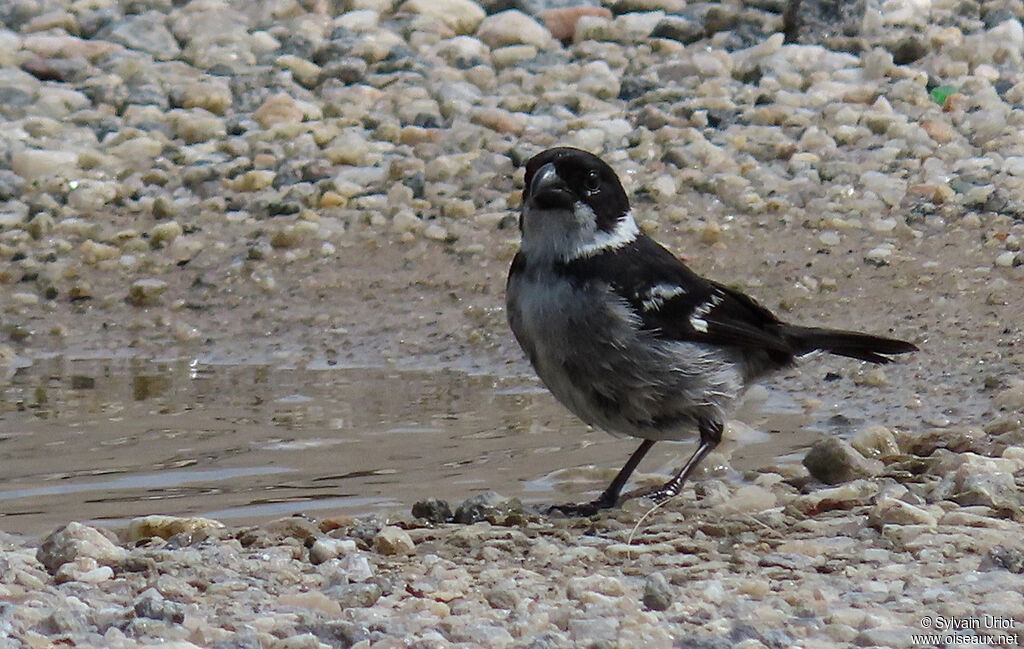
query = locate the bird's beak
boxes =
[529,162,573,209]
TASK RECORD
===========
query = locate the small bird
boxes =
[506,147,918,515]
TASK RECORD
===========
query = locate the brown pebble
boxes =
[921,119,956,143]
[540,7,612,42]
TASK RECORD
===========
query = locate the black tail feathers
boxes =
[781,325,918,364]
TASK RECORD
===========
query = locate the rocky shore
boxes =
[4,426,1024,649]
[2,0,1024,646]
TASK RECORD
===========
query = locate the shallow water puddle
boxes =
[0,357,826,536]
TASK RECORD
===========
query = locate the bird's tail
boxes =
[779,325,918,364]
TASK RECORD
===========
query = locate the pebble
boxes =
[400,0,485,35]
[36,522,127,574]
[150,221,184,247]
[10,149,79,181]
[103,12,181,60]
[253,93,304,128]
[309,538,358,565]
[851,425,900,460]
[373,526,415,555]
[651,16,704,44]
[128,278,169,306]
[642,572,673,611]
[411,498,453,524]
[995,381,1024,410]
[476,11,554,50]
[423,223,449,241]
[864,245,893,266]
[802,438,880,484]
[127,515,225,542]
[541,7,613,42]
[995,251,1020,268]
[869,497,938,527]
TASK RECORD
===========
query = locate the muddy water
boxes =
[0,356,842,536]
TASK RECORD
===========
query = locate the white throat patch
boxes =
[569,207,640,260]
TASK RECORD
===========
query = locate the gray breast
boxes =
[507,271,742,442]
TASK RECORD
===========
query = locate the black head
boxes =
[522,147,631,234]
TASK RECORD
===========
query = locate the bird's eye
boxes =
[584,171,600,193]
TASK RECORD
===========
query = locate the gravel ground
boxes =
[2,0,1024,646]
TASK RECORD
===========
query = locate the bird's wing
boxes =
[562,235,796,355]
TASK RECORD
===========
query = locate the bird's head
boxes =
[519,147,638,263]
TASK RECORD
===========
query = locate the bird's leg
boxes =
[623,418,723,504]
[546,439,655,516]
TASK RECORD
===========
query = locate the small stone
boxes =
[36,522,127,574]
[453,491,525,525]
[890,35,927,64]
[181,81,232,114]
[423,223,449,241]
[276,54,322,89]
[922,119,956,144]
[400,0,485,35]
[700,221,722,244]
[270,225,307,249]
[650,17,704,44]
[320,191,348,208]
[55,558,114,584]
[472,107,527,134]
[819,231,841,246]
[864,246,893,266]
[995,381,1024,411]
[411,498,453,523]
[790,480,880,515]
[996,251,1019,268]
[310,538,358,565]
[373,526,415,555]
[717,484,777,513]
[253,93,304,128]
[578,60,619,99]
[540,7,612,42]
[868,497,937,527]
[172,109,225,143]
[953,471,1020,510]
[476,10,553,50]
[134,588,186,623]
[897,428,988,456]
[127,515,225,542]
[128,278,169,306]
[851,425,900,459]
[484,580,519,609]
[79,240,120,265]
[263,517,322,542]
[642,572,673,611]
[68,180,118,213]
[0,170,26,200]
[853,366,888,387]
[150,220,183,247]
[103,12,181,60]
[232,170,276,192]
[861,171,906,206]
[11,149,79,181]
[803,438,879,484]
[339,552,375,582]
[984,545,1024,573]
[11,292,39,307]
[329,582,383,608]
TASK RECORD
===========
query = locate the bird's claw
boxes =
[621,484,680,505]
[542,494,618,517]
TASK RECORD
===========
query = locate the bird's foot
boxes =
[543,492,618,517]
[620,481,683,505]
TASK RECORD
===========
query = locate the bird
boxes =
[505,147,918,515]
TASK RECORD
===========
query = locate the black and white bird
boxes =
[506,147,918,515]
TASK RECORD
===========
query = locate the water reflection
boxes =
[0,357,822,536]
